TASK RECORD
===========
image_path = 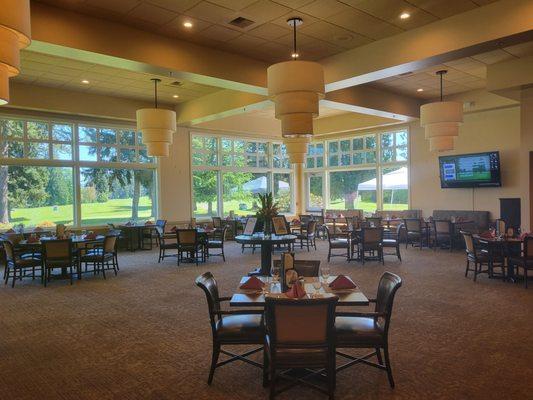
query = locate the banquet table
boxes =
[230,275,369,307]
[118,223,156,252]
[234,234,297,275]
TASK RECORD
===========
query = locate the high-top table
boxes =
[235,234,297,276]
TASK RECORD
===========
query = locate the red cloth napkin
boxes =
[285,282,307,299]
[520,232,531,240]
[292,219,300,225]
[329,275,357,290]
[85,233,97,240]
[27,236,40,243]
[479,231,495,239]
[240,276,264,290]
[170,226,177,232]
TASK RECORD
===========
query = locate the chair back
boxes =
[195,272,222,334]
[265,296,337,348]
[43,239,72,263]
[1,233,23,245]
[434,220,451,234]
[461,231,475,255]
[103,235,117,253]
[314,215,325,225]
[299,214,313,225]
[156,219,167,230]
[56,224,66,237]
[1,240,15,263]
[524,236,533,259]
[403,218,421,233]
[213,226,228,242]
[373,272,402,334]
[362,227,383,245]
[273,260,320,277]
[212,217,222,228]
[177,229,197,246]
[189,218,197,228]
[345,216,360,230]
[495,219,506,236]
[306,220,317,237]
[366,217,382,228]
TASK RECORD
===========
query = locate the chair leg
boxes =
[208,343,220,385]
[383,345,395,388]
[262,349,269,387]
[473,262,478,282]
[465,260,470,277]
[396,244,401,261]
[327,359,335,400]
[375,348,384,365]
[269,362,276,400]
[11,267,16,288]
[327,248,331,262]
[525,267,528,289]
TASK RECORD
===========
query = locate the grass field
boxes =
[1,197,154,228]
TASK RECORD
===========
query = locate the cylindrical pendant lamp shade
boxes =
[267,61,324,96]
[283,136,310,164]
[420,101,463,152]
[136,108,176,157]
[0,0,31,106]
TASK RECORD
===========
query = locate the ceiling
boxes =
[373,41,533,100]
[248,102,348,119]
[34,0,499,63]
[13,50,221,104]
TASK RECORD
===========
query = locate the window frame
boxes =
[190,132,294,219]
[0,114,159,228]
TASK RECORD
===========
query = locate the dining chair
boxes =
[42,239,76,286]
[207,226,228,261]
[177,229,203,266]
[461,231,504,281]
[508,236,533,289]
[79,235,119,279]
[433,219,454,251]
[335,272,402,388]
[314,215,327,240]
[273,259,320,277]
[359,227,384,264]
[156,228,178,263]
[296,220,317,251]
[212,216,223,229]
[325,226,349,262]
[2,240,43,287]
[403,218,428,250]
[382,224,402,261]
[366,217,382,228]
[264,296,338,400]
[195,272,264,385]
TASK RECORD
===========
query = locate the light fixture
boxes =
[0,0,31,105]
[417,88,424,92]
[400,12,410,19]
[420,70,463,152]
[136,78,176,157]
[183,21,193,28]
[81,79,90,84]
[173,94,179,98]
[291,52,299,59]
[267,17,324,164]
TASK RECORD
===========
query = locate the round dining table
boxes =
[235,234,297,276]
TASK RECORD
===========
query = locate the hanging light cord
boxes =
[151,78,161,109]
[440,73,443,102]
[292,19,297,56]
[436,70,447,102]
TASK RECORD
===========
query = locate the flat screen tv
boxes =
[439,151,501,188]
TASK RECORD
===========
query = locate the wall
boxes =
[410,106,521,219]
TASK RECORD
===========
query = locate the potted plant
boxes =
[256,192,279,236]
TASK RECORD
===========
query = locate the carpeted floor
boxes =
[0,241,532,400]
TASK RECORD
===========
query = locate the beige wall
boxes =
[410,106,521,220]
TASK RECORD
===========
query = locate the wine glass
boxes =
[271,265,280,287]
[312,280,322,298]
[320,266,330,284]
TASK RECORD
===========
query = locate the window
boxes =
[0,117,157,229]
[304,129,409,214]
[191,133,293,218]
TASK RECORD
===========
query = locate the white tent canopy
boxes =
[242,176,289,194]
[357,167,408,191]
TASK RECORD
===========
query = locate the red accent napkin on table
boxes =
[27,235,40,243]
[329,275,357,290]
[479,231,495,239]
[520,232,531,240]
[239,276,264,290]
[285,282,307,299]
[170,226,177,232]
[85,233,97,240]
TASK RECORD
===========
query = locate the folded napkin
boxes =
[145,221,154,225]
[27,235,40,243]
[479,231,495,239]
[285,282,307,299]
[292,219,300,225]
[239,276,264,290]
[329,275,357,290]
[85,233,98,240]
[520,232,531,240]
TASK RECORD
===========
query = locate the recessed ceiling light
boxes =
[173,94,179,98]
[183,21,193,28]
[417,88,424,92]
[81,79,90,84]
[400,12,410,19]
[291,52,299,59]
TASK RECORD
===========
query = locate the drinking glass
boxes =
[312,281,322,297]
[271,265,280,287]
[320,266,330,284]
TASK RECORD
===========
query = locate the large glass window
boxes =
[305,129,409,214]
[0,117,157,229]
[191,134,293,218]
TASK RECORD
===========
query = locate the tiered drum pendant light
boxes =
[420,70,463,152]
[136,79,176,157]
[267,17,324,164]
[0,0,31,105]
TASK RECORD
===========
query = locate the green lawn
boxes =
[1,196,153,228]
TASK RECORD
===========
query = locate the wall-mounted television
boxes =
[439,151,501,188]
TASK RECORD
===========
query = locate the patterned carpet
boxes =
[1,241,532,400]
